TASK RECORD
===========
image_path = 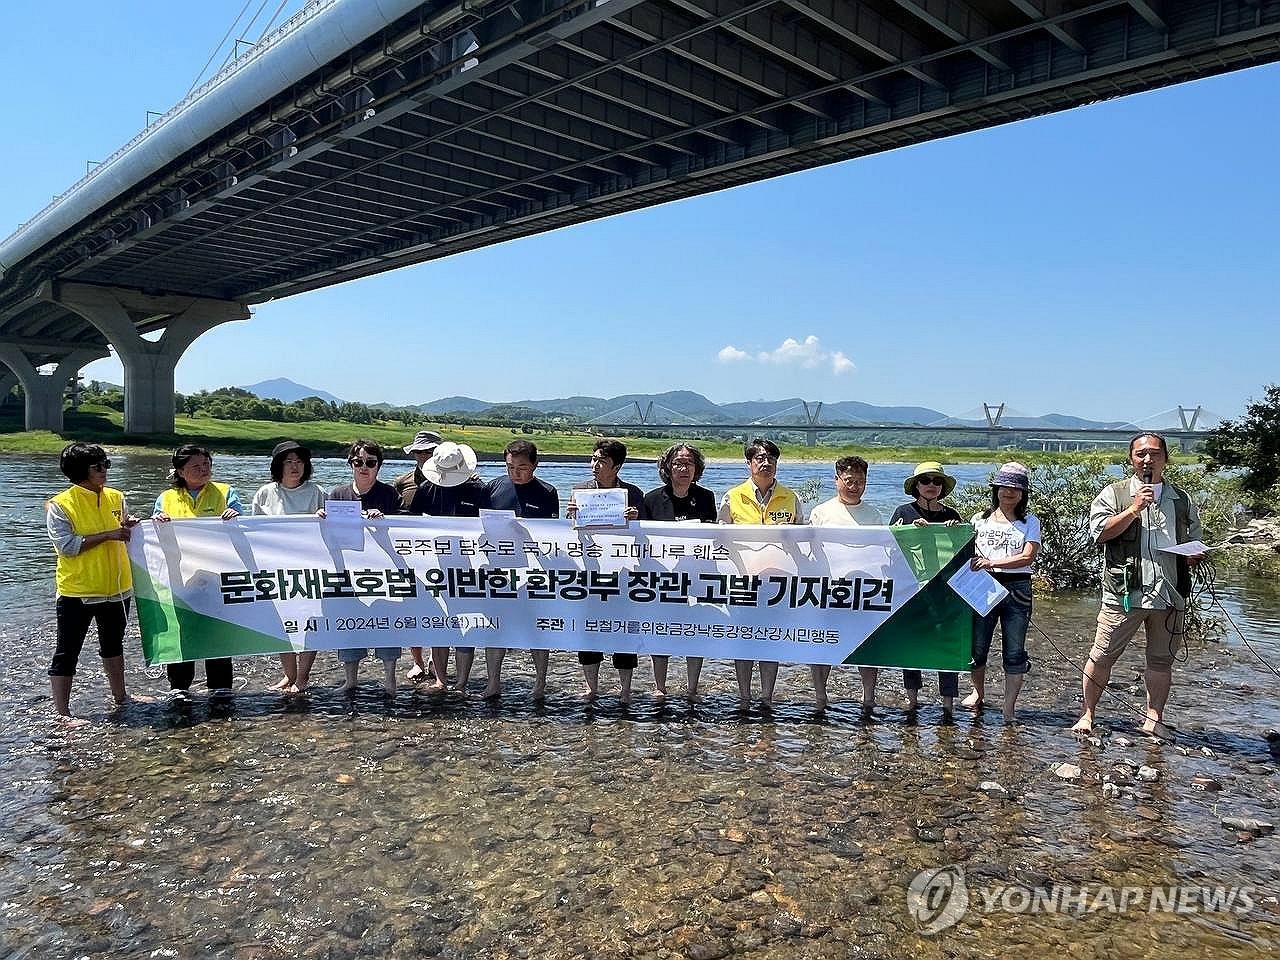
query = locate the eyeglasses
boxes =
[671,459,696,469]
[89,460,111,472]
[919,476,946,485]
[349,458,379,468]
[751,455,778,464]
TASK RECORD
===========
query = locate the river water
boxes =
[1,452,1277,958]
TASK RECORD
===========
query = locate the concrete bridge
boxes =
[2,0,1277,433]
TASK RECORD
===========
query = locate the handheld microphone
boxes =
[1142,467,1153,484]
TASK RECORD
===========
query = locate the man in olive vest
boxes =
[1071,433,1204,739]
[718,437,805,707]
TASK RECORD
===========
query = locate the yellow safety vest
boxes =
[725,479,800,525]
[158,481,231,519]
[51,485,132,597]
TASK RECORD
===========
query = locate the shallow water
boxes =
[2,454,1278,958]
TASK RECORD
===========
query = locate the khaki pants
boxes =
[1088,606,1184,671]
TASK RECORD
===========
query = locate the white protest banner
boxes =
[128,516,974,670]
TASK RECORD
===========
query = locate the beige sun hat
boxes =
[421,441,478,488]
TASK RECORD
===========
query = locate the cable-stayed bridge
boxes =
[583,401,1224,448]
[1,0,1276,433]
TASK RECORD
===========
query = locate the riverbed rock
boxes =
[1191,776,1222,792]
[978,781,1008,797]
[1054,763,1082,781]
[1136,766,1159,782]
[1222,816,1274,836]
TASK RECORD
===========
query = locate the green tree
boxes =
[1204,384,1280,506]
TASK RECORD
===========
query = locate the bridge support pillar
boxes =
[0,370,16,405]
[57,283,249,434]
[0,343,108,431]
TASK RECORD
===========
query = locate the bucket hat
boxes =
[421,441,478,488]
[904,461,956,498]
[991,461,1031,491]
[403,430,444,455]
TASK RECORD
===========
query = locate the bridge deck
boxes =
[2,0,1279,362]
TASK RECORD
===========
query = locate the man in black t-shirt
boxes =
[566,439,642,702]
[483,440,559,700]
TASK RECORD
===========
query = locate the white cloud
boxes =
[717,335,855,374]
[830,351,856,375]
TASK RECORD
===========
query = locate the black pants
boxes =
[902,669,960,698]
[50,596,129,677]
[577,651,638,669]
[166,658,233,691]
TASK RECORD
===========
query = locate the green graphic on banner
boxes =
[132,561,292,665]
[846,526,974,672]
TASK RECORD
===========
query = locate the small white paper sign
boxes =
[1158,539,1213,556]
[947,564,1008,616]
[573,487,628,528]
[324,499,362,522]
[479,509,518,521]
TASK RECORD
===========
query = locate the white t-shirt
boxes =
[971,512,1041,574]
[252,482,327,516]
[809,498,884,527]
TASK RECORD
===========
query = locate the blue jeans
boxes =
[972,577,1032,675]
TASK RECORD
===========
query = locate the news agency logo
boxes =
[906,864,1258,936]
[907,865,969,935]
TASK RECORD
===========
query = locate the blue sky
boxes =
[1,2,1274,423]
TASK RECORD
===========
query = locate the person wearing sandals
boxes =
[251,440,327,694]
[890,462,962,713]
[152,444,245,701]
[962,462,1039,722]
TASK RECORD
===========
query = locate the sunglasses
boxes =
[919,475,946,485]
[349,458,380,468]
[89,460,111,472]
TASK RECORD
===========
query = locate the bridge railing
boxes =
[1,0,334,247]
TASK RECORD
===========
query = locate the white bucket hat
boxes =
[421,441,478,488]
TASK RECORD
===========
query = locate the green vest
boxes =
[1101,478,1192,601]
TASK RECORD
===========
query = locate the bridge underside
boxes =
[2,0,1279,353]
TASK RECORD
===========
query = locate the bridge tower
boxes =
[983,403,1006,449]
[801,401,824,447]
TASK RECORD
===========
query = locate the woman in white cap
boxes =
[964,462,1039,721]
[890,461,962,713]
[251,440,327,694]
[408,441,489,694]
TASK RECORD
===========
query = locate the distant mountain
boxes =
[414,396,493,414]
[239,381,1131,430]
[242,378,343,405]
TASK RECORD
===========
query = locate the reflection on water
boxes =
[1,454,1277,957]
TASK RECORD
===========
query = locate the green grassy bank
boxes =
[0,403,1159,465]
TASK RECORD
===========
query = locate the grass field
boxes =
[0,403,1150,465]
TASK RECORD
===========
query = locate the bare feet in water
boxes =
[960,691,983,711]
[1069,713,1094,734]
